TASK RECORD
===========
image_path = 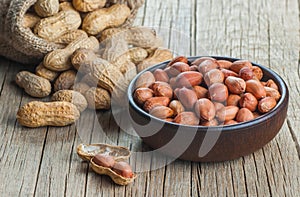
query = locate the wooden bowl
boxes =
[127,56,289,162]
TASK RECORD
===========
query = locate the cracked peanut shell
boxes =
[77,143,135,186]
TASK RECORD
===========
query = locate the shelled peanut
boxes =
[133,57,281,126]
[77,143,136,185]
[91,154,135,180]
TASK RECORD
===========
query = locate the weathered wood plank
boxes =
[0,62,47,196]
[268,0,300,158]
[263,0,300,194]
[131,1,195,197]
[0,58,9,95]
[192,0,300,197]
[33,124,87,197]
[84,110,127,196]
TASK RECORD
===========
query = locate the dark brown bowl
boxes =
[127,56,289,162]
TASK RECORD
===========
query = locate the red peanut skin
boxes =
[175,71,203,88]
[93,154,115,168]
[112,161,133,178]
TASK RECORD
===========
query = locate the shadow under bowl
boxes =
[127,56,289,162]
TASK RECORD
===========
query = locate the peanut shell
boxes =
[51,90,88,112]
[112,47,148,67]
[77,143,135,185]
[17,101,80,128]
[82,4,131,35]
[44,36,99,71]
[35,63,59,82]
[54,29,88,45]
[22,13,40,28]
[59,2,75,11]
[137,48,173,72]
[71,49,127,103]
[85,87,111,110]
[34,9,81,41]
[76,143,131,162]
[100,27,163,49]
[90,159,136,186]
[54,70,77,92]
[71,82,91,95]
[34,0,59,17]
[73,0,106,12]
[16,71,51,98]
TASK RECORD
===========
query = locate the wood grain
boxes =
[0,0,299,196]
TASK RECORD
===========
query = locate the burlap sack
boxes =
[0,0,144,65]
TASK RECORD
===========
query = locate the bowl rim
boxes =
[127,56,289,132]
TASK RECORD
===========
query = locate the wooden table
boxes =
[0,0,299,196]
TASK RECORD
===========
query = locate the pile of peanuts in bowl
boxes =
[133,56,281,126]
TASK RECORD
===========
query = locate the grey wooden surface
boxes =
[0,0,299,196]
